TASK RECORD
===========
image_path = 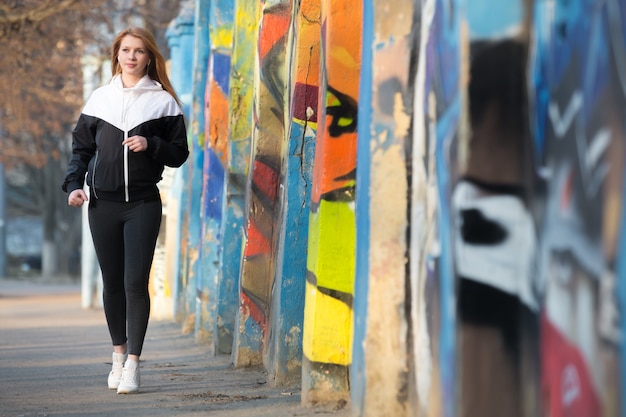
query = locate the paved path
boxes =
[0,279,350,417]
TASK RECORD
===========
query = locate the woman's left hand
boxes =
[123,135,147,152]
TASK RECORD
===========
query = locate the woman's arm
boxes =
[145,114,189,167]
[61,114,98,193]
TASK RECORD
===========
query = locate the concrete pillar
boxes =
[528,0,625,415]
[233,0,286,368]
[265,0,320,386]
[225,0,259,365]
[351,0,415,415]
[409,2,463,416]
[167,2,195,119]
[301,0,362,407]
[191,0,213,346]
[203,0,236,356]
[166,0,196,328]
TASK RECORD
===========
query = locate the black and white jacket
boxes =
[62,74,189,202]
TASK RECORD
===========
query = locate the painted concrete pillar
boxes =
[265,0,320,386]
[529,1,626,415]
[233,0,292,367]
[454,2,541,416]
[166,0,196,327]
[167,2,195,118]
[301,0,362,407]
[410,1,463,416]
[351,0,416,415]
[201,0,235,355]
[193,0,213,345]
[218,0,258,360]
[161,1,626,415]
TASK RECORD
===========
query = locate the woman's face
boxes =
[117,35,149,80]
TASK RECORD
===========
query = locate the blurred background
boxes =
[0,0,183,280]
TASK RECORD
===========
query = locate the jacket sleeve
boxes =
[147,113,189,168]
[61,114,98,193]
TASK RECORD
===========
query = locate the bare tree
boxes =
[0,0,182,278]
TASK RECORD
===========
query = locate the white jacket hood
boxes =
[111,74,165,92]
[82,74,182,133]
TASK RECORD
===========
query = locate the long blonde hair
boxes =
[110,27,181,105]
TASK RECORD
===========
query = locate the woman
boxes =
[62,27,189,394]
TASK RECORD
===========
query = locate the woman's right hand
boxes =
[68,189,88,207]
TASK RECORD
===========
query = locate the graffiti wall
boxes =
[530,0,626,415]
[222,0,257,363]
[301,0,362,404]
[235,0,292,367]
[199,0,234,354]
[455,1,538,416]
[164,0,626,415]
[265,0,320,386]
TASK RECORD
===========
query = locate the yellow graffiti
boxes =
[229,0,259,142]
[211,26,234,49]
[303,280,353,365]
[307,199,356,294]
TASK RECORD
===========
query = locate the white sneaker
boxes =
[107,352,127,390]
[117,359,140,394]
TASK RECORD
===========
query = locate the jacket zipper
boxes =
[123,127,129,202]
[122,89,130,202]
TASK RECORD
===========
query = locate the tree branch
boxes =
[0,0,84,25]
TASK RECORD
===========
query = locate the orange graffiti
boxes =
[206,78,230,165]
[311,0,362,204]
[258,2,292,60]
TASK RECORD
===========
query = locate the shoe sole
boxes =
[117,388,139,394]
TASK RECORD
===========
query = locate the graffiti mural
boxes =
[301,0,361,405]
[165,1,196,329]
[163,1,626,415]
[184,0,207,336]
[265,0,321,385]
[530,0,626,415]
[200,0,234,353]
[412,0,462,415]
[452,2,540,416]
[227,0,260,365]
[235,0,292,366]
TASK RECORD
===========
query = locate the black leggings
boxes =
[88,198,162,356]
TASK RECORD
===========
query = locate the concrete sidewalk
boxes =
[0,279,350,417]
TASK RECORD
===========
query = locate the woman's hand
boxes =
[68,189,88,207]
[123,135,147,152]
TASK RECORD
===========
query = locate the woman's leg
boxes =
[88,200,127,349]
[123,198,162,357]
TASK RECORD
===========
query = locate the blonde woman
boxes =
[62,27,188,394]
